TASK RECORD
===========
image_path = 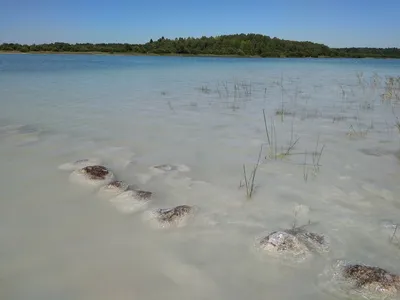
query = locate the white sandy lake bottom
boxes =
[1,55,400,300]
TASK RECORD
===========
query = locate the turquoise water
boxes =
[1,54,400,300]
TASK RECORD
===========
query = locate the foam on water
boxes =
[97,180,130,198]
[93,146,136,170]
[134,163,191,184]
[58,158,103,171]
[109,190,151,214]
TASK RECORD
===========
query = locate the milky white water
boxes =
[1,54,400,300]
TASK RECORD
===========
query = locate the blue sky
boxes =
[0,0,399,47]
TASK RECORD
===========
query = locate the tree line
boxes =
[1,34,399,58]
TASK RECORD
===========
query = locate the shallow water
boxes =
[1,54,400,300]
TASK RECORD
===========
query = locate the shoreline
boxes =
[0,51,260,59]
[0,50,396,59]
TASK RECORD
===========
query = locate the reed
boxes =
[312,136,325,174]
[167,101,176,113]
[389,224,400,248]
[279,74,285,122]
[242,145,264,199]
[266,118,300,160]
[303,150,309,182]
[262,109,271,146]
[346,125,369,139]
[391,105,400,133]
[382,76,400,101]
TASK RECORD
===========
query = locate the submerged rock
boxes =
[286,227,330,253]
[97,180,130,198]
[358,147,394,158]
[257,231,310,260]
[143,205,196,229]
[153,164,177,172]
[69,165,115,187]
[157,205,192,222]
[320,260,400,299]
[108,180,128,189]
[58,158,102,171]
[150,164,190,173]
[134,189,152,200]
[342,264,400,295]
[256,226,329,261]
[82,166,109,180]
[109,189,152,214]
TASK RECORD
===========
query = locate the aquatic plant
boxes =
[263,115,300,160]
[277,125,300,159]
[301,137,325,182]
[275,108,294,117]
[356,71,367,93]
[241,145,264,199]
[278,74,286,122]
[346,110,370,139]
[391,105,400,133]
[382,76,400,101]
[389,224,399,245]
[167,100,176,113]
[332,115,350,123]
[199,85,211,94]
[369,72,382,90]
[312,136,325,174]
[396,121,400,133]
[339,84,347,101]
[346,124,369,139]
[212,80,255,111]
[359,101,374,111]
[291,206,312,230]
[234,80,252,98]
[265,118,278,159]
[262,109,271,146]
[303,150,309,182]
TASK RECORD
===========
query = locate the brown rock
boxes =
[82,165,110,180]
[343,264,400,291]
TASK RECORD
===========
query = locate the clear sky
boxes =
[1,0,399,48]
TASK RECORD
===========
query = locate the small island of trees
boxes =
[1,34,399,58]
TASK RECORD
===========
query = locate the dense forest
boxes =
[1,34,399,58]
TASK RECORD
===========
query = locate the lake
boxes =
[1,53,400,300]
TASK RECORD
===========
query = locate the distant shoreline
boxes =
[0,50,260,58]
[0,50,395,59]
[2,34,399,59]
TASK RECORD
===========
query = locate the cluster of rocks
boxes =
[58,159,195,228]
[255,225,400,298]
[59,158,400,298]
